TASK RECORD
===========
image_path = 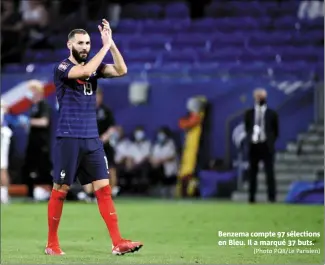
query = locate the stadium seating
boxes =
[2,1,323,160]
[3,1,323,80]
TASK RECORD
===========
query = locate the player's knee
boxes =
[92,179,110,192]
[53,183,70,193]
[83,183,94,193]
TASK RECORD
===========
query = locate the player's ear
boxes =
[67,41,72,50]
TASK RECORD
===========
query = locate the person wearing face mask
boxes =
[126,126,151,194]
[150,127,178,198]
[244,88,279,204]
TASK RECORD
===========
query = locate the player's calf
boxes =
[46,184,69,252]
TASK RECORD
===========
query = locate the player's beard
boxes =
[72,47,88,63]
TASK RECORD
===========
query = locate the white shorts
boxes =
[1,126,12,170]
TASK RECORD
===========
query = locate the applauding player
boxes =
[46,19,143,256]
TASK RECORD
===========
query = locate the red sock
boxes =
[47,189,66,247]
[95,185,122,246]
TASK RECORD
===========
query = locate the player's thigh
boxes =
[0,129,11,170]
[53,137,81,186]
[79,139,109,184]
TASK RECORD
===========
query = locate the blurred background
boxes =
[1,0,324,204]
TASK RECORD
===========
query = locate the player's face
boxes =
[69,33,91,63]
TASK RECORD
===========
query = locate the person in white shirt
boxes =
[114,127,132,167]
[126,126,151,194]
[1,100,12,204]
[150,127,178,198]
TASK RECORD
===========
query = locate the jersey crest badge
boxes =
[58,62,69,72]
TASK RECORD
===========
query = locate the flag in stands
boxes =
[1,80,55,115]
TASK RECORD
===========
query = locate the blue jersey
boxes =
[54,59,105,138]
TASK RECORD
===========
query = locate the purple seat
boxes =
[273,16,299,30]
[165,2,190,19]
[24,50,56,63]
[299,17,324,31]
[210,32,246,49]
[116,19,142,34]
[187,64,220,77]
[198,49,243,63]
[147,65,187,79]
[3,63,26,73]
[121,3,163,19]
[127,34,171,51]
[239,50,276,63]
[228,1,268,17]
[162,50,197,64]
[277,1,300,15]
[228,64,268,76]
[271,62,314,78]
[141,19,190,34]
[140,4,164,19]
[123,50,158,64]
[188,18,219,33]
[171,34,208,51]
[279,47,323,62]
[248,32,291,46]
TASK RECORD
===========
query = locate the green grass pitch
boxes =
[1,199,324,264]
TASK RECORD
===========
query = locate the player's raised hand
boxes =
[101,19,112,37]
[98,22,112,49]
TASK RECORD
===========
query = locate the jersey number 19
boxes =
[83,83,93,96]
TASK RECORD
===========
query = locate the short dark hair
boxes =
[68,29,88,40]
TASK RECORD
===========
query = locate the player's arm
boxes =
[99,19,127,78]
[30,102,50,127]
[67,22,112,79]
[100,108,116,141]
[67,46,111,79]
[100,40,127,78]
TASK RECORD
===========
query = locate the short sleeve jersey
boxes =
[54,59,105,138]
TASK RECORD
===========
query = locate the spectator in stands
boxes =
[150,126,178,198]
[21,81,53,200]
[20,0,50,49]
[113,126,131,192]
[244,88,279,203]
[126,126,151,194]
[1,100,12,204]
[1,0,24,64]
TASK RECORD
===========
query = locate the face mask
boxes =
[258,98,266,106]
[134,130,145,141]
[157,132,166,142]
